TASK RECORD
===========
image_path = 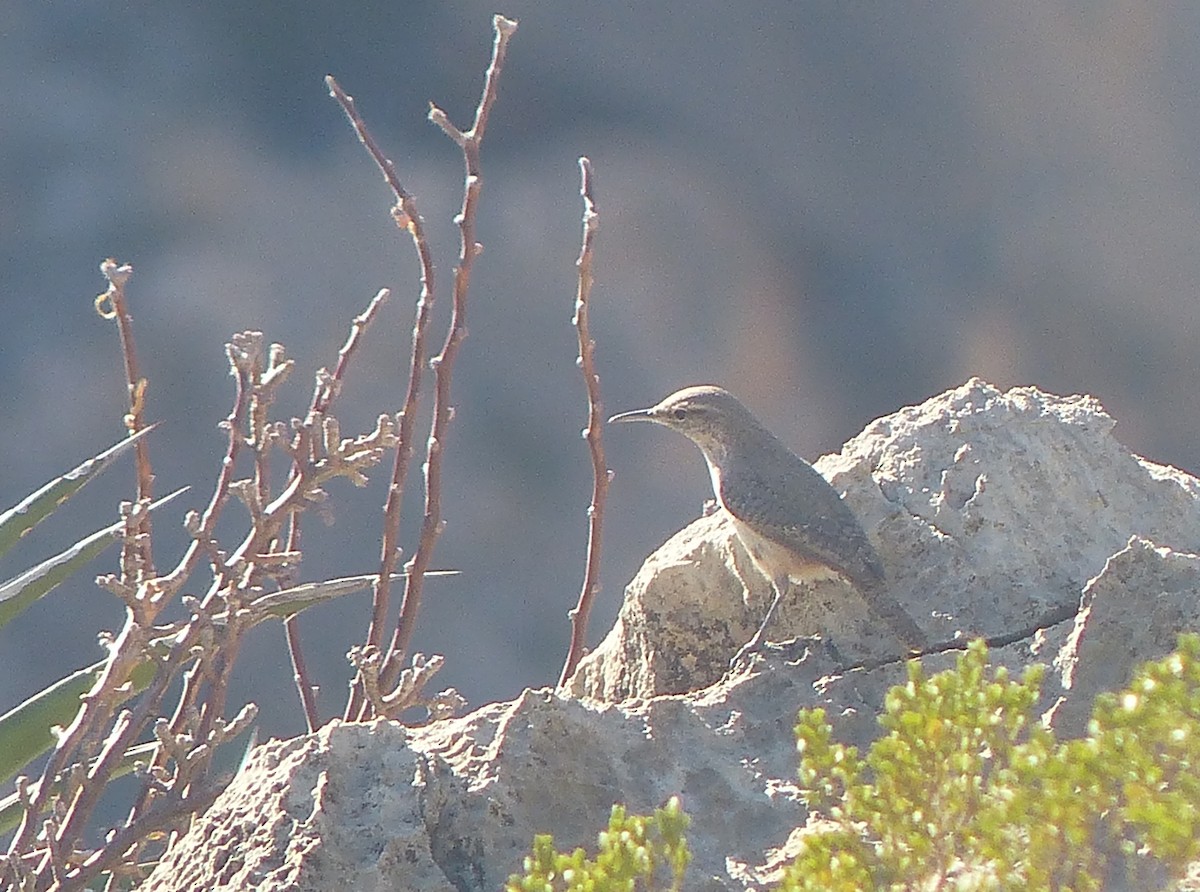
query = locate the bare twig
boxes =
[348,646,461,721]
[319,289,391,416]
[155,332,266,598]
[53,616,210,858]
[95,259,156,577]
[186,608,254,786]
[377,14,519,700]
[121,331,327,857]
[6,643,146,878]
[243,335,329,732]
[326,76,423,223]
[130,339,265,824]
[63,781,224,891]
[148,308,392,775]
[2,267,209,885]
[113,329,342,866]
[280,288,391,730]
[4,19,520,885]
[558,158,610,686]
[283,620,319,732]
[188,333,394,606]
[114,615,221,860]
[2,512,171,873]
[326,75,442,722]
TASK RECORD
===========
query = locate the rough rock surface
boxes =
[139,380,1200,891]
[570,377,1200,699]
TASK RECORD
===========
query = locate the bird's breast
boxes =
[703,458,725,505]
[729,515,847,586]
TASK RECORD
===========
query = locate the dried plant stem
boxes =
[325,75,441,722]
[283,620,320,732]
[3,619,151,868]
[376,15,518,699]
[357,204,437,720]
[115,338,264,837]
[116,332,298,858]
[4,20,522,886]
[66,781,223,890]
[95,259,156,577]
[279,288,391,729]
[558,158,610,686]
[154,337,256,597]
[54,620,206,862]
[6,267,171,874]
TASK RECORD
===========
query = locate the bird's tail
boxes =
[859,580,926,653]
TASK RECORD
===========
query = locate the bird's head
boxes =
[608,385,756,462]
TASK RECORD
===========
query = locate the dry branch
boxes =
[377,14,519,701]
[325,75,442,722]
[1,19,525,887]
[558,157,611,686]
[95,260,155,576]
[282,287,391,730]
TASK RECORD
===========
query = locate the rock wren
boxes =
[609,385,925,661]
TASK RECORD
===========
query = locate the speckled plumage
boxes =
[610,385,924,653]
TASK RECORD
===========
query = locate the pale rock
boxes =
[139,381,1200,892]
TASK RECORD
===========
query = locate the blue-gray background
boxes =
[4,3,1199,737]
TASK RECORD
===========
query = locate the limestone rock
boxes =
[568,377,1200,699]
[139,380,1200,892]
[1050,536,1200,736]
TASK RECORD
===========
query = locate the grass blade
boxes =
[0,426,156,560]
[0,487,188,630]
[247,570,459,622]
[0,658,157,788]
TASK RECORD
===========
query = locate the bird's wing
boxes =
[717,449,885,589]
[719,450,927,650]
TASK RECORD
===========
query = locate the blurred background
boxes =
[3,3,1200,739]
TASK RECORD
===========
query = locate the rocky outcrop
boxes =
[139,380,1200,891]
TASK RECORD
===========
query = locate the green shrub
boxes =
[785,635,1200,891]
[507,637,1200,891]
[506,797,691,892]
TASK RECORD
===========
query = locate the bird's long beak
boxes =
[608,407,656,424]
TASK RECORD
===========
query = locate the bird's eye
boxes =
[672,408,687,420]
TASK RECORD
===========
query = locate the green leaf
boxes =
[0,426,156,560]
[0,740,161,837]
[245,570,459,623]
[0,487,188,631]
[0,657,157,787]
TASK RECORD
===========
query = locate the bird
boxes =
[609,385,924,664]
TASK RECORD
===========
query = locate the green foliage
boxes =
[0,431,169,631]
[0,427,150,562]
[506,796,691,892]
[784,636,1200,891]
[507,638,1200,891]
[0,437,183,791]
